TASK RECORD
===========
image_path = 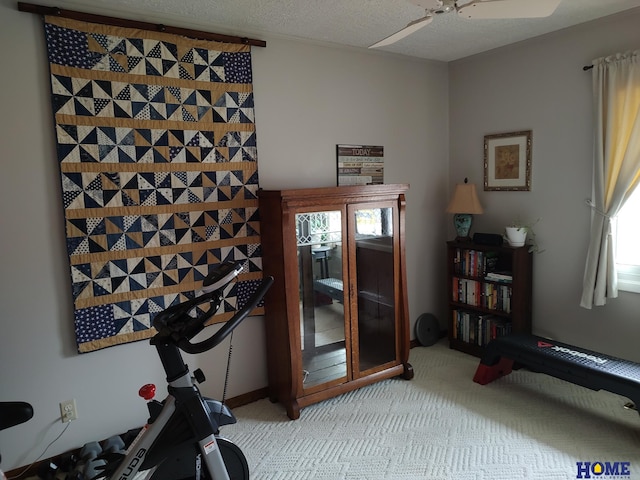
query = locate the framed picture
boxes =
[336,144,384,186]
[484,130,532,191]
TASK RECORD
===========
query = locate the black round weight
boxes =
[415,313,440,346]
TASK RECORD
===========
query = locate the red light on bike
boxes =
[139,384,156,400]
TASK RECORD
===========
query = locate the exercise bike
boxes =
[0,402,34,480]
[97,261,273,480]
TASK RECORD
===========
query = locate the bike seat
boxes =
[0,402,33,430]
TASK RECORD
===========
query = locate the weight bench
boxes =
[473,333,640,414]
[313,277,343,302]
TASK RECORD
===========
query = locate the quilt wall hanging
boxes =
[43,16,263,353]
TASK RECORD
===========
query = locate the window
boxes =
[615,185,640,293]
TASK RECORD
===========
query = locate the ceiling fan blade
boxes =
[457,0,562,19]
[369,15,433,49]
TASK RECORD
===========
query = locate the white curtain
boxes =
[581,50,640,309]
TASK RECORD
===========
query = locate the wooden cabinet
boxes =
[447,240,532,357]
[258,184,413,419]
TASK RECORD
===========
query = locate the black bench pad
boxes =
[473,333,640,413]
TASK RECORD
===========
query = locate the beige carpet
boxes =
[225,340,640,479]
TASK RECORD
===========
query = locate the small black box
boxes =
[473,232,503,246]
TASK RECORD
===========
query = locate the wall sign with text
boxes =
[337,144,384,186]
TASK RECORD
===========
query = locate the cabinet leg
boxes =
[401,362,414,380]
[268,387,278,403]
[286,401,300,420]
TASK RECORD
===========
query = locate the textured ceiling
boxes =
[33,0,640,61]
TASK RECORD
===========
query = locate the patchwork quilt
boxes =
[43,16,263,352]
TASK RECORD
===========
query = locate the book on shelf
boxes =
[484,251,499,273]
[453,248,506,279]
[452,277,512,313]
[452,309,512,347]
[454,248,500,278]
[485,271,513,283]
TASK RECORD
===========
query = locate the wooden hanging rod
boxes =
[17,2,267,47]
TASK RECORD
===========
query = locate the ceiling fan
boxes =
[369,0,562,49]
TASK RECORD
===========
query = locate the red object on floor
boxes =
[473,357,514,385]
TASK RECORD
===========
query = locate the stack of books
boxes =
[485,271,512,283]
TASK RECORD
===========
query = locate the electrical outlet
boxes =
[59,399,78,423]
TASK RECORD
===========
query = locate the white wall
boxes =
[449,9,640,363]
[0,1,448,470]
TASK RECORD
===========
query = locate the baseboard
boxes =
[224,386,270,408]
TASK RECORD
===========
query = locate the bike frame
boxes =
[108,364,231,480]
[100,262,273,480]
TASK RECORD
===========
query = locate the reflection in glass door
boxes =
[296,210,347,389]
[353,206,397,373]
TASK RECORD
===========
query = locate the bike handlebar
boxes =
[152,261,243,333]
[177,275,273,355]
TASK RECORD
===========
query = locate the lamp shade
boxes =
[446,183,484,214]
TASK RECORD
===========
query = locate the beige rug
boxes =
[225,340,640,479]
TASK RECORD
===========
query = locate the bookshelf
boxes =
[446,240,532,357]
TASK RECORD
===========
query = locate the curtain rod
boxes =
[583,65,594,71]
[17,2,267,47]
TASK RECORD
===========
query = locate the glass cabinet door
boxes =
[351,205,397,373]
[295,210,348,389]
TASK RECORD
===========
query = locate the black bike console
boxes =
[473,333,640,415]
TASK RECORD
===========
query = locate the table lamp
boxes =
[446,179,483,240]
